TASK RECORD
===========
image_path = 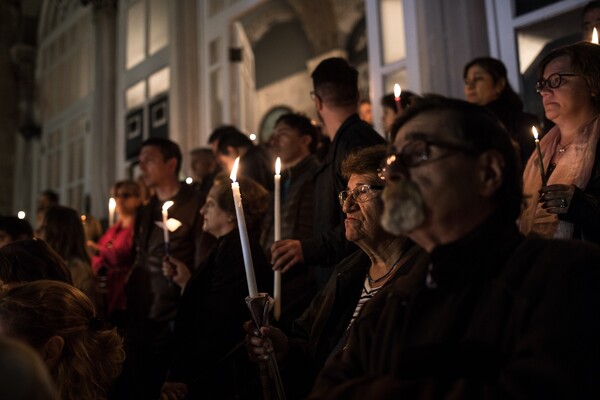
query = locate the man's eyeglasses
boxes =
[378,138,477,180]
[338,184,384,206]
[536,73,581,93]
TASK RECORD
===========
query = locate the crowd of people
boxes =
[1,3,600,398]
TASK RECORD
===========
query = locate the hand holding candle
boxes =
[532,127,547,186]
[108,197,116,227]
[162,200,174,256]
[231,157,259,298]
[393,83,403,113]
[273,157,282,320]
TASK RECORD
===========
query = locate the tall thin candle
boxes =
[532,127,547,186]
[273,157,282,320]
[162,201,174,256]
[108,197,116,227]
[231,158,259,298]
[393,83,403,113]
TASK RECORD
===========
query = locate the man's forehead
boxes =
[394,112,459,146]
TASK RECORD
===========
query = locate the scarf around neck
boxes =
[520,114,600,239]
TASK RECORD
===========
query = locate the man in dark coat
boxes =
[271,57,385,287]
[309,98,600,399]
[119,137,211,400]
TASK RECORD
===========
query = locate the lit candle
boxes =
[162,200,174,256]
[532,127,547,186]
[108,197,116,227]
[592,27,599,44]
[231,157,259,298]
[393,83,403,113]
[273,157,282,320]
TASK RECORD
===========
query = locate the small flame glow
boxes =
[275,157,281,175]
[17,211,26,220]
[185,177,193,184]
[249,133,257,141]
[393,83,401,99]
[593,27,599,45]
[162,200,174,212]
[230,157,240,182]
[109,197,116,209]
[532,126,539,140]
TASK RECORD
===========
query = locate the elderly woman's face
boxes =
[464,65,503,106]
[539,56,594,124]
[200,186,233,238]
[341,173,385,245]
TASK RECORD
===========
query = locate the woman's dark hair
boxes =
[42,206,90,264]
[0,239,72,285]
[463,57,523,111]
[0,280,124,400]
[210,173,269,232]
[391,97,522,220]
[381,91,419,113]
[537,41,600,109]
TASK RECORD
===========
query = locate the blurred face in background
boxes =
[270,121,311,166]
[583,7,600,41]
[464,65,504,106]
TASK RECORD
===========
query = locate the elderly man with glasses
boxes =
[245,145,427,400]
[309,97,600,399]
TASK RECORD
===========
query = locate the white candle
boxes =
[532,127,547,186]
[593,27,598,44]
[162,201,174,255]
[231,157,259,298]
[108,197,116,227]
[393,83,403,112]
[273,157,282,320]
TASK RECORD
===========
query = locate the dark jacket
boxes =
[168,228,272,399]
[310,213,600,399]
[127,184,210,346]
[261,155,321,327]
[301,114,385,286]
[284,241,426,399]
[557,140,600,244]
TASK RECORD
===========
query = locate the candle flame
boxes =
[17,211,26,219]
[275,157,281,175]
[109,197,116,209]
[230,157,240,182]
[393,83,401,99]
[593,28,599,45]
[162,200,174,212]
[531,126,539,140]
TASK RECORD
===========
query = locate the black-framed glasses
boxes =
[378,137,477,180]
[338,184,384,206]
[536,73,581,93]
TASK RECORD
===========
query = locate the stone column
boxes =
[89,0,117,218]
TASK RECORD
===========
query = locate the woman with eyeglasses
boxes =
[244,145,428,399]
[463,57,540,167]
[88,180,142,323]
[520,42,600,244]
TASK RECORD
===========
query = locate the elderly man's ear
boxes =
[40,335,64,370]
[477,150,504,198]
